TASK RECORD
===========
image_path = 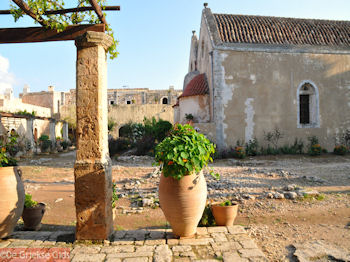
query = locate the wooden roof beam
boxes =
[0,24,105,43]
[12,0,47,26]
[0,6,120,15]
[88,0,107,25]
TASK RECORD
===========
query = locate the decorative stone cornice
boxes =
[75,31,113,50]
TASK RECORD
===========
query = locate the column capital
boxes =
[75,31,113,51]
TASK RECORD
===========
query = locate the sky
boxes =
[0,0,350,97]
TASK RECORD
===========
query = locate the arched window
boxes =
[297,81,320,128]
[201,40,205,58]
[162,97,168,104]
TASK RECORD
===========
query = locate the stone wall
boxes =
[178,95,210,124]
[212,49,350,151]
[0,98,51,117]
[108,104,174,137]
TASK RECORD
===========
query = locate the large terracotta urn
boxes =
[0,167,25,238]
[159,170,207,237]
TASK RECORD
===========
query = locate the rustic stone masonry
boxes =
[0,226,267,262]
[74,31,114,240]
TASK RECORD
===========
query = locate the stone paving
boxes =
[0,226,267,262]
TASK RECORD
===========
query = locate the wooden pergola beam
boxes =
[0,24,105,43]
[0,6,120,15]
[88,0,107,25]
[12,0,46,26]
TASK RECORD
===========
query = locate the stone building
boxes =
[20,85,65,118]
[175,6,350,151]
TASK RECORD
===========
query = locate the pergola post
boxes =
[74,31,113,240]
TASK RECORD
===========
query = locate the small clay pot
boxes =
[211,203,238,226]
[22,203,45,231]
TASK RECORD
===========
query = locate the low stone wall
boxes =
[108,104,174,137]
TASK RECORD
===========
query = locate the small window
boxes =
[110,101,114,105]
[126,100,131,104]
[162,97,168,104]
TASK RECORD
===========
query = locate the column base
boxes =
[74,159,113,240]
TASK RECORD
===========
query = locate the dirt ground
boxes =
[18,151,350,261]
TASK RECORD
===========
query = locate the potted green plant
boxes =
[22,194,45,231]
[185,113,194,125]
[0,133,25,238]
[154,124,217,237]
[211,200,239,226]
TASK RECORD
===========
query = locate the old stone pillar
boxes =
[25,118,34,152]
[62,121,69,141]
[74,31,113,240]
[49,119,56,149]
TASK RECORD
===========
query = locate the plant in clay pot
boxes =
[0,133,25,238]
[185,113,194,125]
[211,200,239,226]
[154,124,218,237]
[22,194,45,231]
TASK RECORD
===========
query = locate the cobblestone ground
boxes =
[0,226,267,262]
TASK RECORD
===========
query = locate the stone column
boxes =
[49,119,56,150]
[62,121,69,141]
[25,118,34,152]
[74,31,113,240]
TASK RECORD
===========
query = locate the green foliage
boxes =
[0,132,19,167]
[219,200,232,206]
[185,113,194,121]
[108,138,131,156]
[198,205,216,227]
[108,119,116,132]
[233,146,246,159]
[333,145,348,155]
[24,194,38,208]
[10,0,118,59]
[15,110,36,117]
[154,124,216,180]
[61,140,69,150]
[264,128,284,149]
[245,138,259,156]
[39,135,49,141]
[111,182,118,208]
[307,136,322,156]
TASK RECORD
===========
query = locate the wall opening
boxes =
[297,81,319,128]
[162,97,168,104]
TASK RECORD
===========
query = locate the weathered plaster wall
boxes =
[108,104,174,137]
[178,95,210,124]
[0,98,51,117]
[214,49,350,150]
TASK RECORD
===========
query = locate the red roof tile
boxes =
[214,14,350,47]
[179,73,208,99]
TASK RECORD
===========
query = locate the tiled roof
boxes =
[214,13,350,47]
[179,73,208,99]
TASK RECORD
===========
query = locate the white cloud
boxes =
[0,54,16,94]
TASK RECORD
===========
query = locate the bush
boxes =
[245,138,259,156]
[333,145,347,155]
[198,205,216,227]
[233,146,246,159]
[61,141,69,150]
[109,138,131,156]
[40,139,52,153]
[39,134,49,141]
[307,136,322,156]
[135,135,156,156]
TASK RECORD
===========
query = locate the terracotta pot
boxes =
[0,166,25,238]
[211,203,239,226]
[159,170,207,237]
[22,203,45,231]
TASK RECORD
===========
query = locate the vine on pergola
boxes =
[10,0,118,59]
